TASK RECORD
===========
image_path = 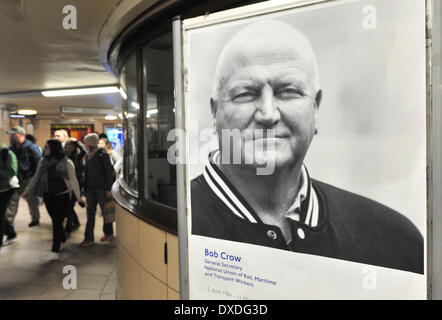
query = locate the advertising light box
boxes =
[178,0,427,299]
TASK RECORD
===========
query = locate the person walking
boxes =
[0,144,18,248]
[6,126,42,227]
[64,138,85,233]
[98,138,122,178]
[80,133,115,247]
[23,139,83,260]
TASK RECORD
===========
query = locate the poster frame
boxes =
[174,0,434,299]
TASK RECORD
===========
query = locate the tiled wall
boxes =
[115,203,180,300]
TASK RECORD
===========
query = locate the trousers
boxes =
[6,177,40,224]
[43,193,69,252]
[84,187,113,242]
[0,189,15,246]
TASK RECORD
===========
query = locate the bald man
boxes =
[191,20,423,274]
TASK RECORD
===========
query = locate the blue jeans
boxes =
[84,187,113,242]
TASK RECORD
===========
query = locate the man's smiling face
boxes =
[211,20,321,170]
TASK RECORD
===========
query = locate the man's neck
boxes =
[218,162,303,221]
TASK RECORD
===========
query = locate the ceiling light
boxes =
[105,115,117,121]
[41,86,120,97]
[17,109,38,115]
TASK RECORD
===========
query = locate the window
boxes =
[142,32,176,207]
[120,54,139,192]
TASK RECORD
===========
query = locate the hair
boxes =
[45,139,65,160]
[25,134,36,144]
[54,129,69,140]
[98,133,108,140]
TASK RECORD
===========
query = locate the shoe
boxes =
[100,235,115,242]
[40,252,59,261]
[28,221,40,227]
[79,240,95,247]
[72,223,81,231]
[2,238,16,246]
[6,232,17,241]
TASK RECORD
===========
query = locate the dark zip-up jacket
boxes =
[84,148,114,191]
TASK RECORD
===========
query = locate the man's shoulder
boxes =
[312,179,422,240]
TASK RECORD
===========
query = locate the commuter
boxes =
[64,138,86,233]
[0,144,18,247]
[6,126,42,227]
[98,133,108,140]
[54,129,69,148]
[23,139,83,260]
[80,133,115,247]
[98,138,122,178]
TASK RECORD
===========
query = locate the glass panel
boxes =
[142,32,176,207]
[120,54,139,192]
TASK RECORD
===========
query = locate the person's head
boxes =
[83,133,99,151]
[65,138,78,155]
[98,138,113,153]
[7,126,26,145]
[210,20,322,171]
[25,134,36,144]
[44,139,65,159]
[54,130,69,143]
[98,133,108,140]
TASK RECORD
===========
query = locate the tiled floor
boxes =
[0,199,117,300]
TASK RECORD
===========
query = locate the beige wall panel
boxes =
[117,243,140,300]
[168,287,180,300]
[139,220,167,283]
[140,268,168,300]
[124,209,140,261]
[166,233,180,292]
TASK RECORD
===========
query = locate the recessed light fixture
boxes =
[17,109,38,115]
[41,86,120,97]
[105,115,118,121]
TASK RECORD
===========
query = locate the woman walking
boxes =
[64,138,86,233]
[23,139,83,260]
[0,144,18,248]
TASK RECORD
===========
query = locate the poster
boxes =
[181,0,427,299]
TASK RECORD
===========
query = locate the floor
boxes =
[0,199,117,300]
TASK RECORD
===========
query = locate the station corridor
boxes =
[0,201,117,300]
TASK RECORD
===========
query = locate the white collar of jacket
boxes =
[203,150,319,228]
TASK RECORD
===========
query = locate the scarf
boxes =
[33,157,67,197]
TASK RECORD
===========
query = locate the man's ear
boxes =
[314,90,322,135]
[314,89,322,110]
[210,98,218,117]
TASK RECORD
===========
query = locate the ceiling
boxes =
[0,0,123,116]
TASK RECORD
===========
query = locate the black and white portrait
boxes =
[185,0,426,276]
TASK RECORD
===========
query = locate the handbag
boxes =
[103,199,116,224]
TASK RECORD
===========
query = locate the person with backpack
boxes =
[6,126,42,227]
[23,139,83,260]
[80,133,115,247]
[0,144,18,248]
